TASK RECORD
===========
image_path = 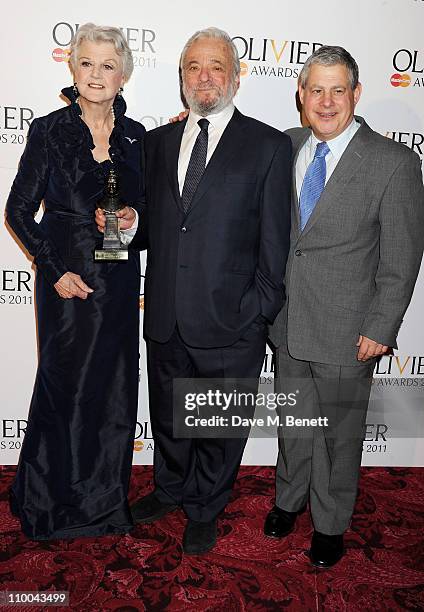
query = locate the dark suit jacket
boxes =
[269,117,424,365]
[132,107,292,348]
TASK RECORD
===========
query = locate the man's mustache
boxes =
[193,84,220,92]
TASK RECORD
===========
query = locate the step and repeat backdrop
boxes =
[1,0,423,466]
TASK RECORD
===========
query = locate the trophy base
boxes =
[94,249,129,261]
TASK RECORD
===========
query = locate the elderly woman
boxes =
[6,23,144,540]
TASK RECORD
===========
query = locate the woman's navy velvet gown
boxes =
[6,87,145,540]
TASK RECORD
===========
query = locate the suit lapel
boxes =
[164,119,187,212]
[298,118,372,241]
[186,108,246,215]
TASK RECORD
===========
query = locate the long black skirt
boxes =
[10,253,140,540]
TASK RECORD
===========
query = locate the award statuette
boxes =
[94,167,128,261]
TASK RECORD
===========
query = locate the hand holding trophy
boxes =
[95,167,128,261]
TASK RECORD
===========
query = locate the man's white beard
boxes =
[184,85,234,117]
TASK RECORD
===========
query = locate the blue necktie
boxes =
[182,119,209,213]
[299,141,330,231]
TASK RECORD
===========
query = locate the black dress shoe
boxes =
[264,505,306,538]
[183,519,217,555]
[309,530,344,568]
[130,492,178,524]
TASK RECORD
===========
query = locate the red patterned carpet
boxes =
[1,465,423,611]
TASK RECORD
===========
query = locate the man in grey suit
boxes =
[265,46,424,567]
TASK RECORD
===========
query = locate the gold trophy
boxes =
[94,167,128,261]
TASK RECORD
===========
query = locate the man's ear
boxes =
[353,82,362,106]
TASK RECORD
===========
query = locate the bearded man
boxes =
[110,27,292,554]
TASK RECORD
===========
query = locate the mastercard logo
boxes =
[139,296,144,310]
[240,62,249,77]
[390,73,411,87]
[134,440,144,452]
[52,48,70,63]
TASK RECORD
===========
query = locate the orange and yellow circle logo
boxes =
[52,48,70,63]
[134,440,144,452]
[390,73,411,87]
[240,62,249,77]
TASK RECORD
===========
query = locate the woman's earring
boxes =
[73,83,79,98]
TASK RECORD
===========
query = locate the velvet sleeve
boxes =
[129,135,148,251]
[5,117,68,285]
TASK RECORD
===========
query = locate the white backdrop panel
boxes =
[1,0,423,465]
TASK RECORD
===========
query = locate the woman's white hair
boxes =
[69,22,134,81]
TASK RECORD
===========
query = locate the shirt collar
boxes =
[310,118,360,159]
[187,102,235,132]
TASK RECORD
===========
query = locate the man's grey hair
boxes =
[298,45,359,90]
[180,27,240,83]
[69,23,134,81]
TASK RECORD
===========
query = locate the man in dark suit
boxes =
[266,46,424,567]
[98,27,292,554]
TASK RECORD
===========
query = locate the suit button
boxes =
[181,226,187,232]
[295,249,303,256]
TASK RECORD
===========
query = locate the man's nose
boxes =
[321,92,334,107]
[199,66,211,81]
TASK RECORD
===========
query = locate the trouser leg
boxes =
[182,318,267,521]
[274,343,315,512]
[147,329,196,505]
[309,360,374,534]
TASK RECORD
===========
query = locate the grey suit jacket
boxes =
[269,116,424,366]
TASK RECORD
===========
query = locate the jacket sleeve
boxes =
[6,117,68,285]
[360,152,424,347]
[129,135,148,251]
[256,134,292,322]
[128,122,146,217]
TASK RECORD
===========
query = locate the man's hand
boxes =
[54,272,94,300]
[95,206,136,233]
[169,110,189,123]
[356,335,389,361]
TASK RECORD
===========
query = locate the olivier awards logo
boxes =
[390,48,424,88]
[385,131,423,166]
[133,420,154,452]
[370,355,424,458]
[231,36,322,80]
[0,418,27,452]
[51,22,158,69]
[138,115,168,131]
[374,354,424,378]
[0,269,33,306]
[0,106,34,145]
[261,351,275,378]
[139,271,145,310]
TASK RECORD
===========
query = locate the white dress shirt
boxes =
[121,103,235,242]
[177,103,235,194]
[295,118,361,199]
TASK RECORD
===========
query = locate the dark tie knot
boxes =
[314,141,330,159]
[198,118,210,132]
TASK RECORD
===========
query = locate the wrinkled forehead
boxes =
[75,39,122,63]
[304,63,351,87]
[183,37,232,66]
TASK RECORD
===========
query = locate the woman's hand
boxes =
[95,206,136,233]
[54,272,94,300]
[169,110,189,123]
